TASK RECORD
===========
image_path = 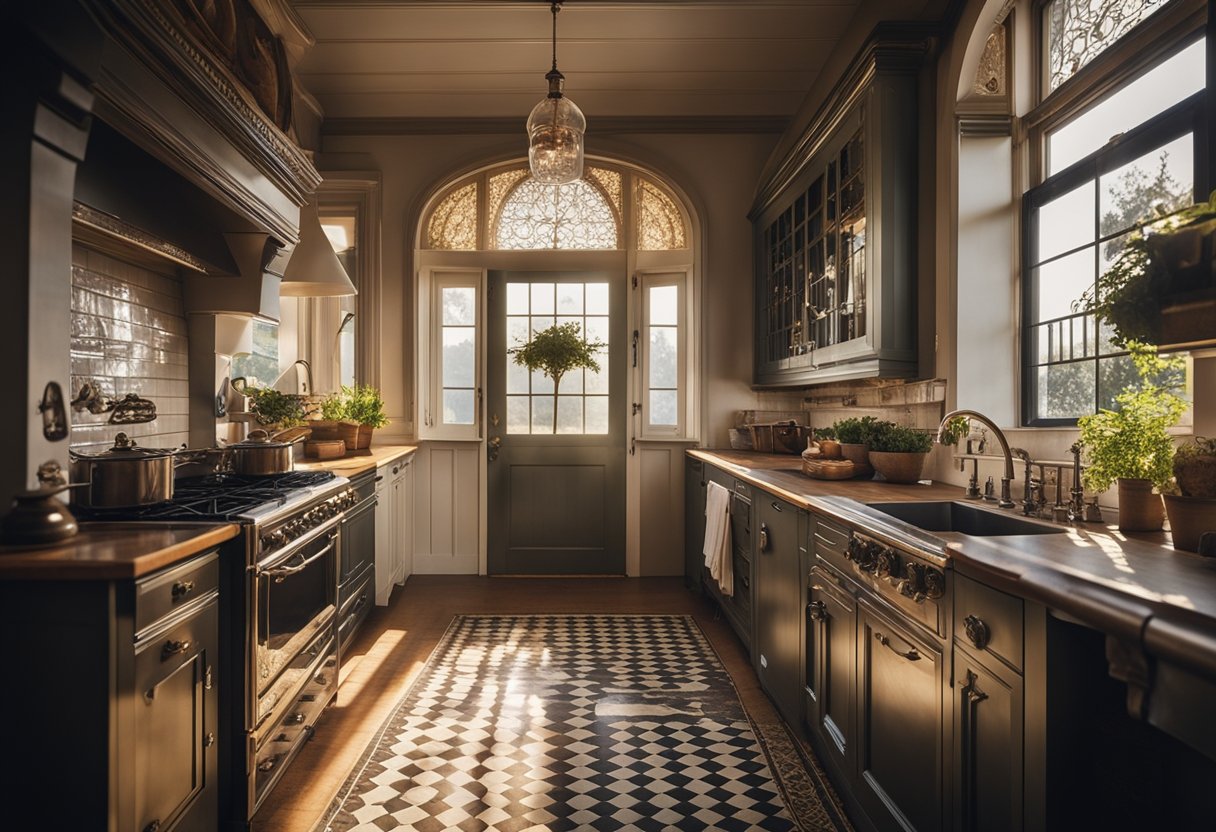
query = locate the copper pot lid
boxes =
[230,429,291,449]
[69,432,176,460]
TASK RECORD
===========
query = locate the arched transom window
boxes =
[423,162,688,252]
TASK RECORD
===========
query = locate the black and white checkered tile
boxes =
[322,616,803,832]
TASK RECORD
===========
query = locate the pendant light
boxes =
[281,200,358,297]
[527,1,585,185]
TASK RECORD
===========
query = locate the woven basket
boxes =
[802,458,855,480]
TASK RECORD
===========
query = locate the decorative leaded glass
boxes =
[495,178,619,250]
[636,179,688,250]
[972,23,1007,96]
[426,182,478,250]
[586,167,623,214]
[1046,0,1165,91]
[488,169,529,230]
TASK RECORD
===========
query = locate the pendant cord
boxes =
[551,2,560,71]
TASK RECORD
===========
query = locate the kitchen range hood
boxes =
[280,201,357,297]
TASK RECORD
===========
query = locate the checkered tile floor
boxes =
[320,615,833,832]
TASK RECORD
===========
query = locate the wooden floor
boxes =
[251,575,779,832]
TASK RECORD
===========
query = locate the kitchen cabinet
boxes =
[684,456,706,592]
[0,548,221,832]
[375,455,414,605]
[755,494,804,726]
[808,563,858,777]
[751,34,924,386]
[699,467,754,651]
[857,598,946,832]
[953,644,1023,831]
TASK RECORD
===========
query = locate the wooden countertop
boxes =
[0,522,240,581]
[295,444,417,479]
[692,449,1216,680]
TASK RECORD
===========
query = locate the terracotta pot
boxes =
[869,451,928,485]
[1116,478,1164,532]
[1174,451,1216,499]
[1163,494,1216,553]
[356,424,374,450]
[839,443,873,479]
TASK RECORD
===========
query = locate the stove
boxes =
[80,469,356,828]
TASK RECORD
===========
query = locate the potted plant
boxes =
[1077,191,1216,348]
[247,387,305,430]
[342,385,389,449]
[1163,437,1216,552]
[313,392,361,449]
[830,416,879,478]
[867,422,934,484]
[1077,344,1187,531]
[509,322,605,434]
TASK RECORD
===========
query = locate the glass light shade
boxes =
[527,94,586,185]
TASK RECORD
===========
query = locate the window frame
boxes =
[418,268,484,440]
[1020,14,1209,426]
[637,270,688,438]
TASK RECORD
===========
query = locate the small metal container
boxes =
[227,429,303,476]
[69,432,176,508]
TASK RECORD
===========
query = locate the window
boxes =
[639,273,687,436]
[419,269,482,439]
[320,214,358,389]
[231,319,279,388]
[1043,0,1168,92]
[1021,25,1204,424]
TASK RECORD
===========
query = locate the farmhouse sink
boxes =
[866,501,1067,537]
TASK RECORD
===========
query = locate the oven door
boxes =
[251,526,339,728]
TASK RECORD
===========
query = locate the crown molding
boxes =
[322,115,789,136]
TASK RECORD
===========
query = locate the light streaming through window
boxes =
[441,287,477,425]
[648,284,679,427]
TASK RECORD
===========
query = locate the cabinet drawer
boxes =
[135,549,220,636]
[812,515,851,574]
[954,574,1023,671]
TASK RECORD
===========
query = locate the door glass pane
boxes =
[586,283,609,314]
[557,283,583,314]
[649,326,678,388]
[556,396,583,434]
[586,349,609,395]
[585,397,609,434]
[506,282,529,315]
[530,283,555,314]
[650,390,678,426]
[531,396,554,433]
[649,285,678,325]
[442,287,476,325]
[506,395,530,433]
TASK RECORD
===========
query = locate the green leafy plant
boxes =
[341,385,389,428]
[510,322,606,434]
[248,387,305,428]
[812,426,836,441]
[830,416,880,445]
[868,422,934,454]
[319,392,350,422]
[1078,343,1188,492]
[938,415,970,447]
[1077,190,1216,348]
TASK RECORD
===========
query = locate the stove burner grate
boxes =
[76,471,337,522]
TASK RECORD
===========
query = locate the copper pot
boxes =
[227,428,306,476]
[69,432,178,508]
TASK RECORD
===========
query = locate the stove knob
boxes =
[260,533,276,551]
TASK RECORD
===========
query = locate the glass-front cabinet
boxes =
[752,34,924,386]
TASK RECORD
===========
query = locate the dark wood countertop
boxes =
[692,449,1216,681]
[295,444,417,479]
[0,522,240,581]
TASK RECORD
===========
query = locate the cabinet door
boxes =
[755,496,802,726]
[401,459,414,581]
[809,565,856,775]
[392,472,405,584]
[684,458,705,591]
[954,645,1023,832]
[374,466,396,605]
[858,600,945,832]
[133,596,218,832]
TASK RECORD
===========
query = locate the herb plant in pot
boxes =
[867,421,934,484]
[830,416,879,478]
[343,385,389,449]
[1163,437,1216,553]
[1077,344,1187,532]
[247,387,305,430]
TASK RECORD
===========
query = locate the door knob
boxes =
[488,436,502,462]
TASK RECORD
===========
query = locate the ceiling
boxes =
[291,0,865,125]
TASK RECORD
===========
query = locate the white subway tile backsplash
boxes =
[70,247,189,450]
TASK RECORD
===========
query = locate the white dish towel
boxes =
[703,480,734,597]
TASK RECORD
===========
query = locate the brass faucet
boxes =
[937,410,1015,509]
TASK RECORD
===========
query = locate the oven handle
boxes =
[259,535,337,582]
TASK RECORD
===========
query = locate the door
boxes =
[755,496,803,726]
[809,564,857,775]
[487,271,626,574]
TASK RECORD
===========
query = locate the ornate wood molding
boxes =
[72,201,211,273]
[82,0,321,241]
[322,115,790,137]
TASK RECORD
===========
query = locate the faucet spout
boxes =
[937,409,1016,508]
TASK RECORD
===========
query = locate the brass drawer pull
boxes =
[874,631,920,662]
[171,580,195,599]
[964,615,990,650]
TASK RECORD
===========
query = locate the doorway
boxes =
[486,270,626,574]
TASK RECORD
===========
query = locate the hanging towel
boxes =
[703,481,734,597]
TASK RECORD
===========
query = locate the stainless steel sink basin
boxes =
[866,501,1067,536]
